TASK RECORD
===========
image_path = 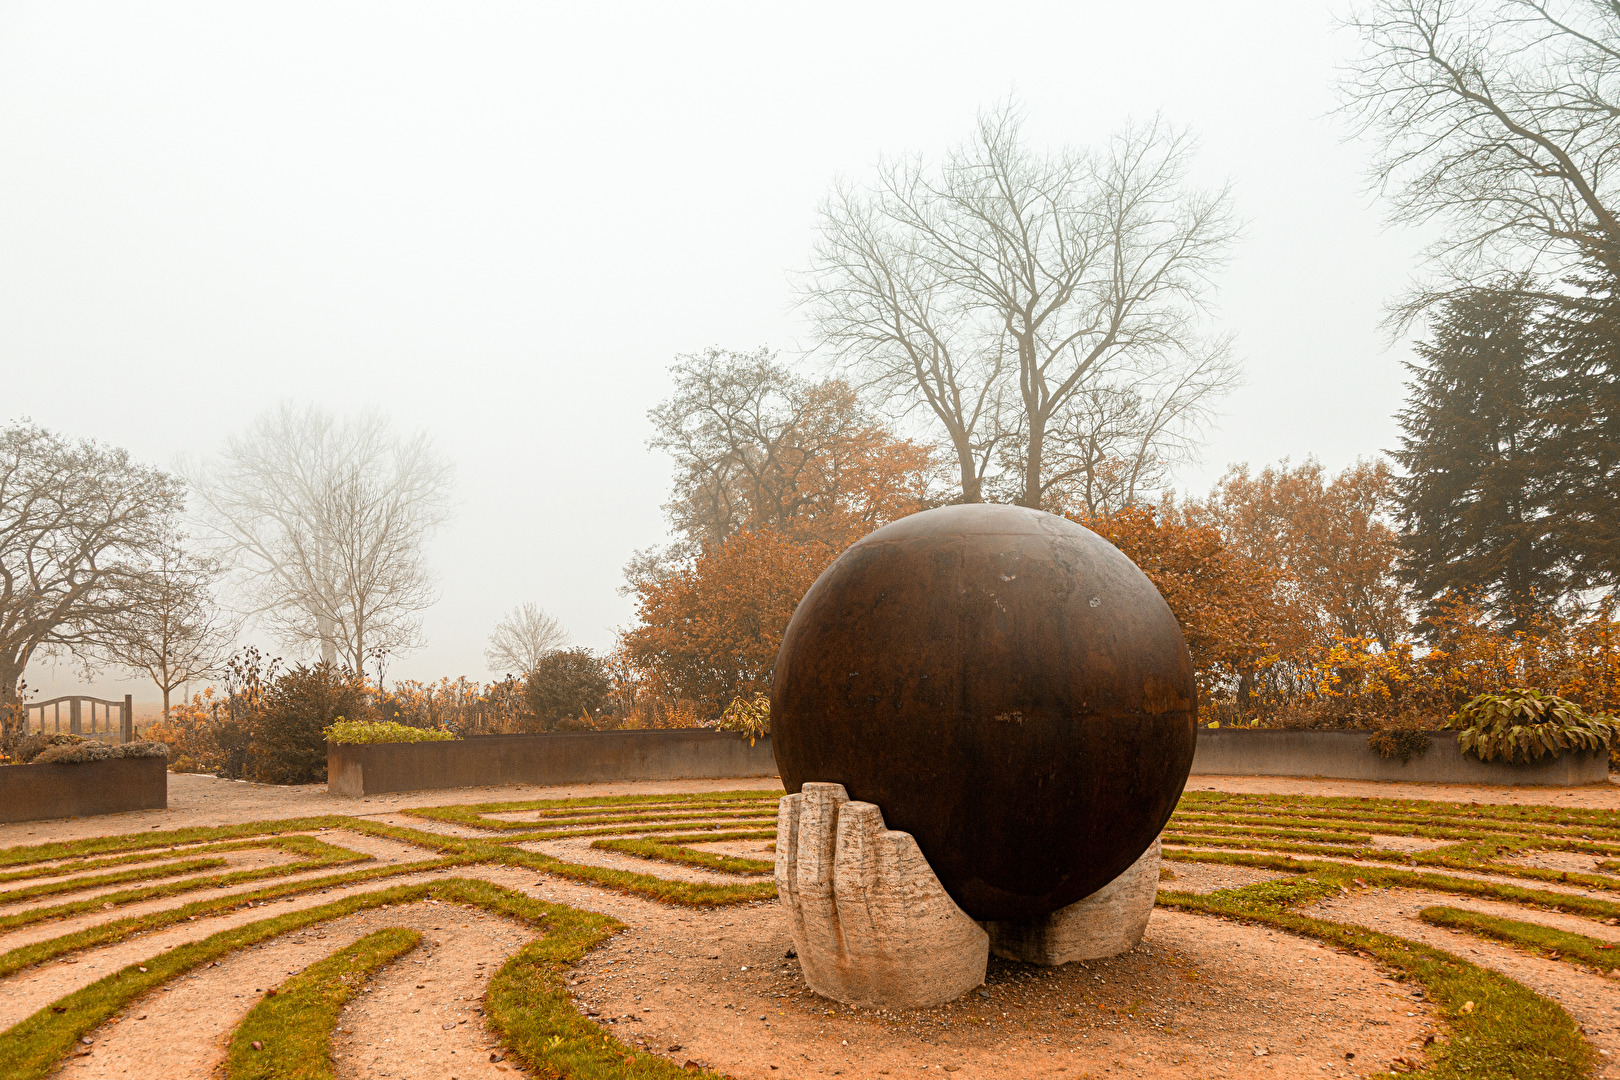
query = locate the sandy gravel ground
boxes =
[4,770,1617,1080]
[572,899,1428,1080]
[52,898,534,1080]
[1154,860,1289,895]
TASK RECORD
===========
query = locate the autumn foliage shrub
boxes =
[379,675,530,735]
[620,527,836,719]
[145,649,369,783]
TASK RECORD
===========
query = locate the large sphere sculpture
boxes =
[771,504,1196,923]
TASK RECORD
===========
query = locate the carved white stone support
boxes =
[981,838,1161,965]
[775,782,989,1008]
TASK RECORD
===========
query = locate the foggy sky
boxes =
[1,2,1428,701]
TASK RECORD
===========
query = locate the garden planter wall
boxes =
[0,757,168,824]
[327,729,778,797]
[1190,728,1609,786]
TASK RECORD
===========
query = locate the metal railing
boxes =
[23,695,135,744]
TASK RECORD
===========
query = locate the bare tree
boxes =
[806,101,1240,507]
[0,422,182,746]
[1342,0,1620,313]
[484,602,569,676]
[1004,344,1241,513]
[805,190,1012,502]
[99,527,235,717]
[193,404,453,681]
[647,348,937,549]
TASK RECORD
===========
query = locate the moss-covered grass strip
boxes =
[651,829,777,844]
[0,816,365,868]
[0,855,468,979]
[592,837,773,876]
[1164,823,1375,845]
[1176,792,1620,832]
[0,875,730,1080]
[0,848,196,884]
[0,880,441,1080]
[1159,881,1596,1079]
[1420,906,1620,975]
[0,839,370,933]
[500,847,776,905]
[1162,835,1377,859]
[223,927,422,1080]
[479,883,731,1079]
[404,789,780,830]
[1163,847,1620,923]
[0,857,228,904]
[490,819,779,845]
[462,810,779,835]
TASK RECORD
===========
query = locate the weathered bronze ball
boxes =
[771,503,1196,922]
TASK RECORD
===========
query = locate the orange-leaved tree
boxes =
[1188,458,1408,646]
[621,348,940,719]
[620,527,834,717]
[1073,503,1299,716]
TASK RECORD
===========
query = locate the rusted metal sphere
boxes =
[771,503,1196,922]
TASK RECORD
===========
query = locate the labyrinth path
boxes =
[1,786,1617,1080]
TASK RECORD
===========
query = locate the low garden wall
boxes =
[327,729,778,797]
[0,757,168,824]
[1189,728,1610,786]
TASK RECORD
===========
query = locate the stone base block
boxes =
[776,783,988,1008]
[981,838,1161,965]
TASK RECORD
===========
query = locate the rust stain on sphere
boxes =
[771,503,1196,922]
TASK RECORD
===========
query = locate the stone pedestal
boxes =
[776,783,988,1008]
[980,839,1161,965]
[777,783,1164,1006]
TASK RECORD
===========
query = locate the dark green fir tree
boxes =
[1393,288,1568,627]
[1537,259,1620,593]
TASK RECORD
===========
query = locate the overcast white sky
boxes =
[2,2,1430,701]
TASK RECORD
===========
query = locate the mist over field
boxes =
[0,3,1430,703]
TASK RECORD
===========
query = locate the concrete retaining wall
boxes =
[0,757,168,823]
[327,729,779,797]
[1190,728,1609,786]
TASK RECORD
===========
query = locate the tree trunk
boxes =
[316,613,339,665]
[162,687,171,720]
[956,442,983,503]
[0,657,24,751]
[1020,411,1047,509]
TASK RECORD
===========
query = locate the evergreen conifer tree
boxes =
[1393,288,1567,627]
[1538,260,1620,594]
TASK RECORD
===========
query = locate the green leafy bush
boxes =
[324,719,455,744]
[246,662,371,784]
[1448,688,1618,764]
[524,648,611,732]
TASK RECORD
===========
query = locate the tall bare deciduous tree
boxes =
[484,602,569,677]
[999,346,1239,513]
[193,404,454,681]
[1343,0,1620,310]
[646,347,939,551]
[98,527,235,717]
[0,422,183,746]
[805,101,1240,507]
